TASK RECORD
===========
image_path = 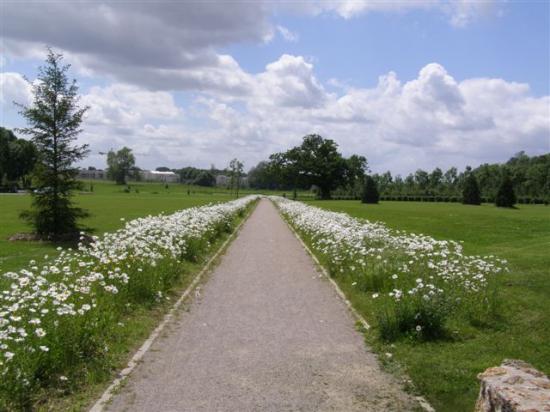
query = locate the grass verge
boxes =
[282,199,550,411]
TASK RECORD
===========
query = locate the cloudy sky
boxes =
[1,0,549,175]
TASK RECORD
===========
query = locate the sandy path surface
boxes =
[105,199,415,411]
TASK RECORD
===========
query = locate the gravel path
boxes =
[105,199,416,411]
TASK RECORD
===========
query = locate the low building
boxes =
[140,170,179,183]
[78,169,106,180]
[215,175,248,188]
[216,175,229,187]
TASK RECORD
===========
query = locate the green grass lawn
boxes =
[0,180,260,409]
[308,200,550,411]
[0,180,260,274]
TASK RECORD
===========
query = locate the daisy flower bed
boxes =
[272,197,507,342]
[0,195,258,408]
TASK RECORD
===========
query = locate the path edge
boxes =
[88,201,257,412]
[272,200,435,412]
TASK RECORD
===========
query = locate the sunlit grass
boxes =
[305,200,550,411]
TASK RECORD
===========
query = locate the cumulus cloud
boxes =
[1,2,267,93]
[254,55,328,108]
[2,53,547,174]
[1,1,502,97]
[190,60,549,173]
[0,72,33,109]
[1,1,545,174]
[82,84,182,127]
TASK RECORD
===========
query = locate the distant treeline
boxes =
[248,149,549,203]
[367,151,549,203]
[2,125,548,202]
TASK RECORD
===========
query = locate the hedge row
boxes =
[326,194,548,205]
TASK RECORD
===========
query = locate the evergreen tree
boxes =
[495,173,517,208]
[361,175,379,204]
[16,49,90,239]
[462,174,481,205]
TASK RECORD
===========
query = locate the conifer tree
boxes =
[495,173,517,208]
[361,175,380,204]
[462,174,481,205]
[16,49,90,239]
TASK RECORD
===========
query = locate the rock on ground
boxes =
[476,359,550,412]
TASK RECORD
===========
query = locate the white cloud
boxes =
[192,59,549,174]
[445,0,497,28]
[1,0,545,174]
[1,2,268,93]
[254,55,328,108]
[82,84,181,127]
[0,72,33,110]
[301,0,499,27]
[277,25,299,42]
[0,1,502,99]
[3,56,548,175]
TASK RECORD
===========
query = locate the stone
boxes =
[475,359,550,412]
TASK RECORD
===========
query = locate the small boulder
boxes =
[475,359,550,412]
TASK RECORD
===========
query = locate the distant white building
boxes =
[78,169,106,179]
[140,170,179,183]
[215,174,248,188]
[216,175,229,187]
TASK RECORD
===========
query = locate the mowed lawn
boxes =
[0,181,241,274]
[309,200,550,411]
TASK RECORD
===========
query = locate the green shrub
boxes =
[495,174,516,208]
[361,176,380,204]
[462,174,481,205]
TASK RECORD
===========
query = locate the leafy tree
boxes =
[193,171,215,187]
[462,173,481,205]
[107,147,135,184]
[429,167,443,192]
[414,169,430,194]
[129,166,142,182]
[155,166,171,172]
[495,173,516,208]
[16,49,90,239]
[248,161,278,189]
[228,158,244,197]
[345,155,368,197]
[404,173,415,193]
[0,127,38,189]
[177,166,202,183]
[443,167,458,188]
[270,134,347,199]
[267,152,301,191]
[361,175,379,204]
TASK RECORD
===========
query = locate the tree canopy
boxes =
[107,147,135,185]
[0,127,37,190]
[268,134,351,199]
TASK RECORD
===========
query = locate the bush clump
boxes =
[361,176,380,204]
[462,174,481,205]
[495,174,516,208]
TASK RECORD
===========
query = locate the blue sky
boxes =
[1,1,549,174]
[227,2,549,95]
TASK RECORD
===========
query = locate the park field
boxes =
[0,180,290,275]
[307,200,550,411]
[0,182,260,409]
